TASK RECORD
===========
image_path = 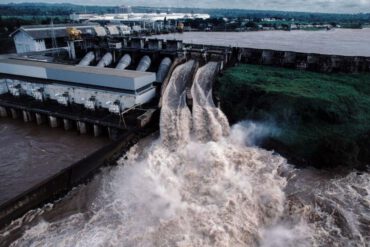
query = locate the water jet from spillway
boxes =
[191,61,230,142]
[159,60,195,148]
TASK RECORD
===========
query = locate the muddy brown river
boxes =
[0,118,110,205]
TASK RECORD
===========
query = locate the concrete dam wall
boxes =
[237,47,370,73]
[185,43,370,73]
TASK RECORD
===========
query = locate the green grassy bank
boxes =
[218,64,370,169]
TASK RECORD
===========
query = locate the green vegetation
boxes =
[218,64,370,169]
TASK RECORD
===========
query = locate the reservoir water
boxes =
[0,118,110,205]
[153,29,370,56]
[1,60,369,246]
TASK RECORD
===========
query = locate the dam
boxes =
[2,57,369,246]
[1,26,370,246]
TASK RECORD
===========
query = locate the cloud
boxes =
[3,0,370,13]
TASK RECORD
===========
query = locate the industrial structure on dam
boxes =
[2,21,370,141]
[0,24,232,141]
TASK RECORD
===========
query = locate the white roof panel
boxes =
[94,26,107,37]
[106,26,119,35]
[0,58,156,91]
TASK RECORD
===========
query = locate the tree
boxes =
[245,21,258,30]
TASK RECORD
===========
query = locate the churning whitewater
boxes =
[5,61,370,246]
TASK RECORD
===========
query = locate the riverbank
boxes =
[218,64,370,169]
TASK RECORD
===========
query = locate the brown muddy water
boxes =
[0,118,110,205]
[153,29,370,56]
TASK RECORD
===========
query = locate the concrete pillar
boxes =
[67,40,76,60]
[237,49,242,62]
[243,49,253,63]
[49,116,59,128]
[137,109,156,128]
[307,54,319,69]
[108,127,120,140]
[22,110,34,123]
[10,108,18,119]
[77,121,87,134]
[28,111,34,122]
[22,111,28,122]
[261,50,274,65]
[0,106,7,117]
[35,113,46,125]
[352,57,360,73]
[63,119,72,131]
[283,51,296,65]
[93,124,101,137]
[366,59,370,72]
[108,127,113,140]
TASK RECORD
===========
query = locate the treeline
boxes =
[183,17,363,32]
[1,2,369,24]
[207,9,370,23]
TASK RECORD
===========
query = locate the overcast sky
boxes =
[3,0,370,13]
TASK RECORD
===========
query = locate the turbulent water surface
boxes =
[1,61,369,246]
[153,29,370,56]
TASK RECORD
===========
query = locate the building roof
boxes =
[93,26,107,37]
[10,23,100,40]
[0,58,156,91]
[106,25,120,36]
